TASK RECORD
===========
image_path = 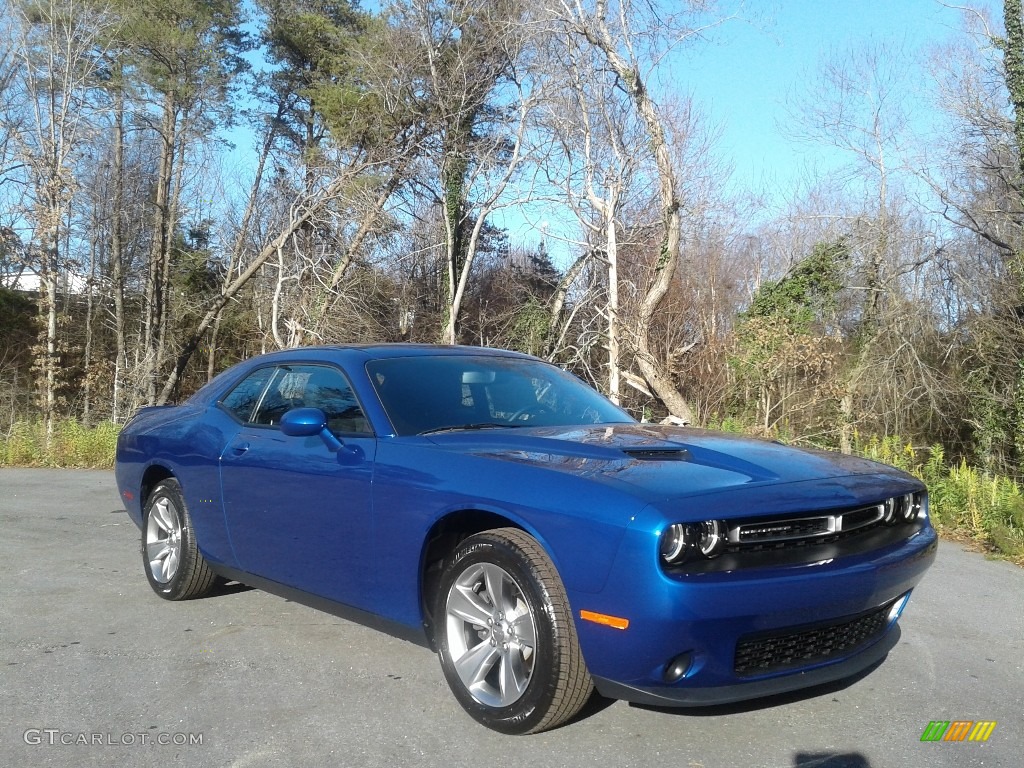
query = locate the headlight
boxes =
[659,523,689,562]
[883,491,925,525]
[660,520,727,565]
[697,519,725,556]
[882,497,898,524]
[900,491,924,522]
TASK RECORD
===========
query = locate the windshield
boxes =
[366,355,634,436]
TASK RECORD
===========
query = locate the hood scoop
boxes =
[621,447,692,461]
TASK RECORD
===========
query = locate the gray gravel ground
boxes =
[1,467,1022,767]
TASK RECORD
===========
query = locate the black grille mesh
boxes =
[737,517,830,541]
[734,603,891,677]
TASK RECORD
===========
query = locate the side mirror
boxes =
[280,407,343,452]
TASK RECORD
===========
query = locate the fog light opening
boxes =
[663,652,693,683]
[887,591,912,624]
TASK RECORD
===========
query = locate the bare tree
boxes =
[785,39,932,450]
[0,1,19,197]
[539,0,736,422]
[6,0,112,438]
[391,0,536,344]
[532,25,648,402]
[156,156,403,402]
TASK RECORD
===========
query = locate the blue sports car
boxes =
[115,344,937,734]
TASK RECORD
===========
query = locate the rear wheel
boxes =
[435,528,592,734]
[142,478,217,600]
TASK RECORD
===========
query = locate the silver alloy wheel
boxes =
[444,562,538,708]
[145,495,183,584]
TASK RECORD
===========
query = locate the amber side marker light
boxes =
[580,610,630,630]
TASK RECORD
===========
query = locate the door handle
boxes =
[230,442,250,456]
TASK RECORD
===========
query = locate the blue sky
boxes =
[675,0,982,198]
[223,1,994,256]
[489,0,990,251]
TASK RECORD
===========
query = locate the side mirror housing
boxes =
[280,407,343,452]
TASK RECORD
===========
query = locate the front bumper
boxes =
[592,624,900,706]
[571,507,937,707]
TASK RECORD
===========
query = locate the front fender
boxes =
[369,439,644,628]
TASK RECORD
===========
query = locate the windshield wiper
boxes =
[419,422,527,436]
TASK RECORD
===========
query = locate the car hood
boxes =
[424,423,915,504]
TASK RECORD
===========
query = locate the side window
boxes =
[250,365,371,435]
[251,368,304,426]
[304,367,372,436]
[219,367,275,423]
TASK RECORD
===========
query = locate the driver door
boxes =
[218,363,377,608]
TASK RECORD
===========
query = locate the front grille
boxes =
[668,520,927,574]
[737,517,831,542]
[731,505,885,547]
[734,603,891,677]
[843,505,884,531]
[663,495,929,574]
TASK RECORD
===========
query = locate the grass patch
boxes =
[838,434,1024,563]
[705,421,1024,562]
[0,420,120,469]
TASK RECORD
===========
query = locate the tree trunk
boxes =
[441,151,468,345]
[1005,0,1024,184]
[206,313,221,383]
[155,108,189,390]
[110,75,127,422]
[578,5,695,422]
[142,90,178,405]
[546,252,590,358]
[839,392,854,454]
[40,218,58,442]
[82,227,98,425]
[605,199,621,404]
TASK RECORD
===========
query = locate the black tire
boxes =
[435,528,593,734]
[141,478,217,601]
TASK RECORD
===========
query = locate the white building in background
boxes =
[1,270,89,294]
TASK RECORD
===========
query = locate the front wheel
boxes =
[142,478,217,601]
[435,528,593,734]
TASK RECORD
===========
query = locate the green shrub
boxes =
[851,434,1023,562]
[721,424,1024,563]
[0,420,119,469]
[2,421,46,466]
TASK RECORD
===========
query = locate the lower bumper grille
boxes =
[734,602,892,677]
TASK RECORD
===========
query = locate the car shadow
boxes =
[793,754,872,768]
[566,690,618,725]
[209,579,254,598]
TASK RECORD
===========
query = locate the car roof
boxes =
[289,343,534,361]
[185,344,539,407]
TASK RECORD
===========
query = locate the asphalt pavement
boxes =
[1,467,1021,767]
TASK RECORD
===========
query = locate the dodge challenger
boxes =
[115,344,937,733]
